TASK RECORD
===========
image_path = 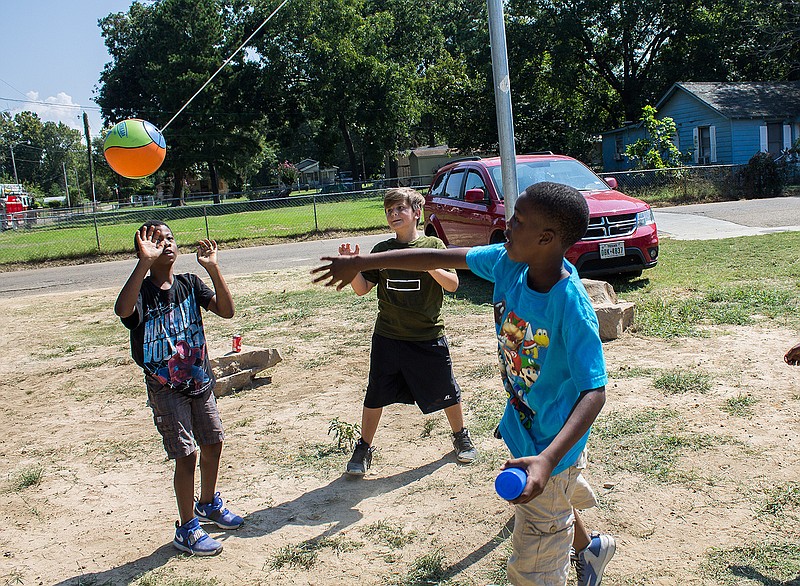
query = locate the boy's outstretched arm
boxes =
[338,243,375,296]
[503,386,606,504]
[196,239,234,318]
[786,341,800,365]
[313,247,469,290]
[114,226,162,318]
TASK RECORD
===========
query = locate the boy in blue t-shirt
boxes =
[314,182,615,586]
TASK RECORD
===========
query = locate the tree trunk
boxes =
[170,169,186,206]
[338,112,359,181]
[209,161,221,204]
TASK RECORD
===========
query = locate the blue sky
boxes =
[0,0,135,136]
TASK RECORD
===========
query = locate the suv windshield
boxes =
[490,160,610,199]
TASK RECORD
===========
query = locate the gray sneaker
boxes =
[346,438,374,476]
[452,427,477,463]
[572,532,616,586]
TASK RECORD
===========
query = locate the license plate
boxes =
[599,241,625,259]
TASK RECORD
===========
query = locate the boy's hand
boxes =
[196,239,219,268]
[501,454,556,504]
[338,243,360,256]
[135,225,164,264]
[785,341,800,365]
[312,256,361,291]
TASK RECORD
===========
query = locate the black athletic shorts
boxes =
[364,333,462,414]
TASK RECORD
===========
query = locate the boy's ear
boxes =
[539,228,556,245]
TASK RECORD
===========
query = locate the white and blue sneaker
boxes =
[173,517,223,556]
[194,492,244,530]
[572,532,616,586]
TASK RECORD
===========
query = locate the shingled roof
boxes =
[658,81,800,119]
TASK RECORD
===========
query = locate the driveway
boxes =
[2,196,800,297]
[654,195,800,240]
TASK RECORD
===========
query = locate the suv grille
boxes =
[583,213,637,240]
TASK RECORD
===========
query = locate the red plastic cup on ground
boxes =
[232,334,242,353]
[495,467,527,501]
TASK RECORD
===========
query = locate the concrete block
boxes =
[209,345,282,397]
[581,279,635,341]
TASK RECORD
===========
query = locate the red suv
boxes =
[423,154,659,277]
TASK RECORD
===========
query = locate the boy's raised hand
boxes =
[338,243,360,256]
[196,239,219,268]
[785,341,800,366]
[135,225,165,263]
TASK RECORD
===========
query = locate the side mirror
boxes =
[604,177,618,189]
[464,188,486,203]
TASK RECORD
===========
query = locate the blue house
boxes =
[602,81,800,171]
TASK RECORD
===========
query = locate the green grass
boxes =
[10,465,43,491]
[608,233,800,338]
[590,408,722,481]
[361,520,418,548]
[389,551,448,586]
[759,482,800,518]
[722,393,759,417]
[653,368,712,394]
[0,195,387,265]
[269,536,361,570]
[702,541,800,585]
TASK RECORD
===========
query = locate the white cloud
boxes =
[11,91,85,130]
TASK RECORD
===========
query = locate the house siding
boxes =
[601,126,645,171]
[659,90,731,164]
[731,119,768,164]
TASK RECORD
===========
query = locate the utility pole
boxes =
[83,112,100,251]
[62,162,71,208]
[82,113,97,209]
[487,0,518,220]
[10,145,18,184]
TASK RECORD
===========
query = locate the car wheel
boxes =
[489,231,507,244]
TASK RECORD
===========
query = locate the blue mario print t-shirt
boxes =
[466,243,607,475]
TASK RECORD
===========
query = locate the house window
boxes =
[698,127,711,164]
[767,123,783,155]
[614,136,625,161]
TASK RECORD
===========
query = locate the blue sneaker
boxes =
[573,532,616,586]
[194,492,243,530]
[173,517,223,556]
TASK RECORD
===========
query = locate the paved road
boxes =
[2,196,799,297]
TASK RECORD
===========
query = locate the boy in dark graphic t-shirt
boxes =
[114,220,242,556]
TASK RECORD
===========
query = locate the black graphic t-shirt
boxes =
[121,273,215,396]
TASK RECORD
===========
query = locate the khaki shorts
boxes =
[507,454,597,586]
[146,375,225,459]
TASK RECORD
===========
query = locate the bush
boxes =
[739,152,783,198]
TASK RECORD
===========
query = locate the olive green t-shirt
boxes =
[362,235,455,341]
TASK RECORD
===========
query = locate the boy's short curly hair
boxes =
[384,187,425,211]
[134,220,170,254]
[522,182,589,248]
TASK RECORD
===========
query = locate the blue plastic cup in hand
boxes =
[495,467,527,501]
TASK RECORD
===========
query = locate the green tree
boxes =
[97,0,271,204]
[624,106,684,169]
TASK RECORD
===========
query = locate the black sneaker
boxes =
[346,438,374,476]
[452,428,477,463]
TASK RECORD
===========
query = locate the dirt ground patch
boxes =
[1,267,799,585]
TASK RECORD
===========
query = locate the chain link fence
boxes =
[598,161,800,203]
[3,163,799,267]
[0,178,431,266]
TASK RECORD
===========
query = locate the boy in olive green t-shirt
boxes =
[337,187,477,476]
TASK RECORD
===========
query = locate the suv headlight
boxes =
[636,208,655,227]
